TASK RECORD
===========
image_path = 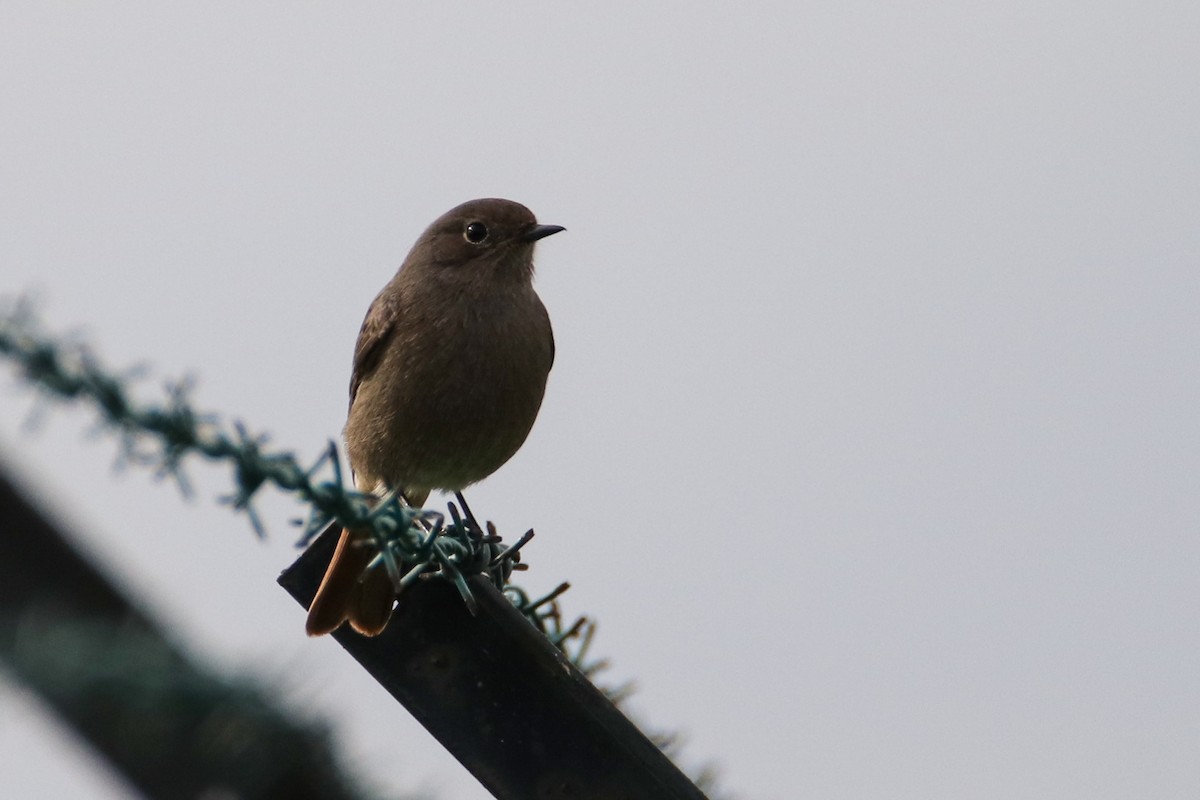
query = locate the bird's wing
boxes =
[349,288,398,411]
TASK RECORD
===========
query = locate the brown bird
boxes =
[305,198,562,637]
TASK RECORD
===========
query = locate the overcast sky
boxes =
[2,3,1198,799]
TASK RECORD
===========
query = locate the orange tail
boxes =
[305,527,396,637]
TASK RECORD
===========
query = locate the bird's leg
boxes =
[454,491,484,538]
[400,490,435,533]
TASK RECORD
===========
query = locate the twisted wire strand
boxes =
[0,301,601,670]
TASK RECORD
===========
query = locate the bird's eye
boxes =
[464,222,489,244]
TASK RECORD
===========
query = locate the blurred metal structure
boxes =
[0,465,379,800]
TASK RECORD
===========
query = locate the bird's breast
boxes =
[345,289,553,493]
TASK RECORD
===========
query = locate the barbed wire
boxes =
[0,299,730,797]
[0,299,596,666]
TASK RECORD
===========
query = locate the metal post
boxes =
[280,523,710,800]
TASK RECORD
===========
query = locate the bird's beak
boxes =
[521,224,566,243]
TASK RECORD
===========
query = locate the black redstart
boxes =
[305,198,562,636]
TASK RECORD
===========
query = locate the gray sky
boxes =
[2,2,1198,798]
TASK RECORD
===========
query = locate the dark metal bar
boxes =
[279,523,710,800]
[0,464,377,800]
